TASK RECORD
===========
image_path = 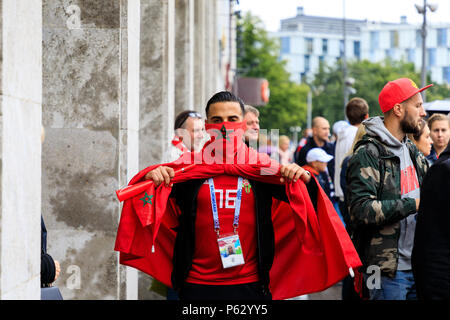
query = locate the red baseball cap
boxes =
[378,78,433,113]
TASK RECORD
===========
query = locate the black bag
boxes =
[41,286,63,300]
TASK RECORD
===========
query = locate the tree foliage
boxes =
[238,12,450,132]
[236,13,308,135]
[310,59,450,125]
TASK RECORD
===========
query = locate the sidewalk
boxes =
[308,283,342,300]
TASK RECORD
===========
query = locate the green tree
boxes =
[237,12,308,136]
[309,59,450,126]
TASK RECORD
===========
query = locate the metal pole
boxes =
[421,0,427,102]
[307,89,312,129]
[342,0,348,117]
[229,0,233,92]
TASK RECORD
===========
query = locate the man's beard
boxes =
[400,110,420,135]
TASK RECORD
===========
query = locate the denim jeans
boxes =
[368,270,417,300]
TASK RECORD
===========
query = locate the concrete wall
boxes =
[0,0,226,300]
[42,0,134,300]
[139,0,175,169]
[42,0,223,300]
[0,0,43,299]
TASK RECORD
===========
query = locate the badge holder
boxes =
[217,226,245,269]
[209,177,245,269]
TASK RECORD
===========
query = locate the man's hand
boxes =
[280,163,311,184]
[415,198,420,211]
[144,166,175,187]
[54,260,60,282]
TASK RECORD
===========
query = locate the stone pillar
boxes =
[174,0,195,115]
[138,0,175,299]
[42,0,139,300]
[193,0,206,111]
[204,0,213,100]
[123,0,140,300]
[0,0,42,300]
[139,0,175,168]
[210,0,220,94]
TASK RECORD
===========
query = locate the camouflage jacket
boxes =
[346,134,429,277]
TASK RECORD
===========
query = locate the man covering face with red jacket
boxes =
[115,91,361,300]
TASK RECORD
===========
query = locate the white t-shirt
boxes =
[334,125,358,200]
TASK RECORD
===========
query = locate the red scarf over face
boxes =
[202,121,246,164]
[114,122,362,299]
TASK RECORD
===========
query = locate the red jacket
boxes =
[114,144,361,299]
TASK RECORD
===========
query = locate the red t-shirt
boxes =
[186,175,259,285]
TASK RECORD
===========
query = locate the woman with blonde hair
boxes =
[277,135,293,165]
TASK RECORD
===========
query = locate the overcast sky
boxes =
[236,0,450,32]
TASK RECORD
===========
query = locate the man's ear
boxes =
[392,103,404,117]
[364,113,369,120]
[175,128,185,141]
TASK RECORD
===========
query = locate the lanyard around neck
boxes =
[208,177,243,237]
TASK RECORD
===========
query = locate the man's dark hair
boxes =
[174,110,202,130]
[345,97,369,125]
[410,119,428,141]
[205,91,245,117]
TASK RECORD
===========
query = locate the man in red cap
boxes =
[346,78,431,300]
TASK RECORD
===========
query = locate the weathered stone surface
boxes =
[42,0,125,300]
[43,0,120,29]
[139,0,174,168]
[193,0,206,110]
[175,0,193,114]
[0,0,42,300]
[42,128,118,234]
[49,229,118,299]
[42,28,120,129]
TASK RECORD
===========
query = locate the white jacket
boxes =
[334,125,358,200]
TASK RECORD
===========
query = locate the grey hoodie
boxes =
[363,117,420,271]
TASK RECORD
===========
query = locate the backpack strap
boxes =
[354,137,387,199]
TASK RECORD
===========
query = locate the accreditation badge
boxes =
[217,233,245,269]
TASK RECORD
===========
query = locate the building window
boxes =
[340,39,345,57]
[354,41,361,60]
[370,31,379,50]
[304,55,310,72]
[280,37,290,54]
[407,48,415,63]
[427,48,436,68]
[385,49,392,59]
[319,55,325,65]
[305,38,313,54]
[390,30,399,48]
[300,72,306,83]
[437,28,447,47]
[322,39,328,54]
[443,67,450,84]
[416,29,422,47]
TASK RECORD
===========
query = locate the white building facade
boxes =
[273,7,450,85]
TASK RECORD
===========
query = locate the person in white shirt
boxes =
[277,135,293,165]
[334,97,369,215]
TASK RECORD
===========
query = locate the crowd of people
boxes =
[114,77,450,301]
